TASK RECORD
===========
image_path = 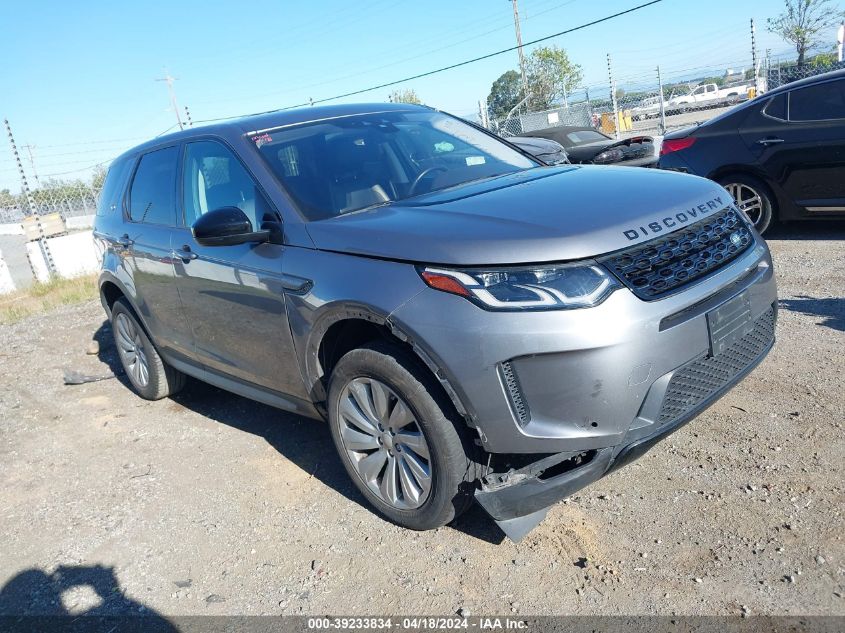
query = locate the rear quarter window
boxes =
[762,93,787,121]
[95,157,133,217]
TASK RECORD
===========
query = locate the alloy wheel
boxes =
[724,182,764,227]
[337,377,432,510]
[115,313,150,388]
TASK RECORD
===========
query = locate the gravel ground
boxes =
[0,223,842,618]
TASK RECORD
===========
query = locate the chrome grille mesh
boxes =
[601,208,754,300]
[657,307,775,424]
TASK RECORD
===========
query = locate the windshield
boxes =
[251,110,536,220]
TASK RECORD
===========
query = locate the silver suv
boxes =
[94,103,777,540]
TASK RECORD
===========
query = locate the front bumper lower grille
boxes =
[601,208,754,300]
[657,306,775,424]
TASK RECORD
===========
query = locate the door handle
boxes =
[756,138,784,145]
[114,234,134,249]
[172,245,198,262]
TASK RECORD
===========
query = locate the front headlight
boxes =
[419,263,619,311]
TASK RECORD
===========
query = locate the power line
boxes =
[197,0,580,108]
[194,0,664,124]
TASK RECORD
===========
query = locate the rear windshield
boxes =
[251,110,536,220]
[563,130,608,145]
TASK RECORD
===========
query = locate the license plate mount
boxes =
[706,291,754,357]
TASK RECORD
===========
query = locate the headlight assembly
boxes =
[419,263,619,311]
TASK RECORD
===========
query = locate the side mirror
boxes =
[192,207,270,247]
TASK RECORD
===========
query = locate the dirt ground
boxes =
[0,223,842,619]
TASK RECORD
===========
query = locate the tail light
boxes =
[660,137,697,156]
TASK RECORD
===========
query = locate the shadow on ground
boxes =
[0,564,176,631]
[167,377,504,544]
[780,296,845,332]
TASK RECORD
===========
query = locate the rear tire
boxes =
[718,174,776,234]
[111,299,185,400]
[327,341,478,531]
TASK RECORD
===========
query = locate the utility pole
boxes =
[750,18,758,93]
[156,72,184,131]
[657,66,666,135]
[510,0,529,104]
[838,23,844,63]
[608,53,619,140]
[21,144,41,187]
[184,106,193,127]
[477,99,490,129]
[5,119,55,277]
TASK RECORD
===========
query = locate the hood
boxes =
[305,166,734,266]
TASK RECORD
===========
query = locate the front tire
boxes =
[327,341,477,531]
[111,299,185,400]
[719,174,776,234]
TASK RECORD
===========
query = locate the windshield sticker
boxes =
[466,156,486,166]
[253,133,273,148]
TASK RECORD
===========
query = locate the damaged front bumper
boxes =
[475,307,776,541]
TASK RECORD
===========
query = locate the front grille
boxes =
[501,361,530,427]
[601,208,754,300]
[657,306,775,424]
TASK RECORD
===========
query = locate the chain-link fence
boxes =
[0,180,101,225]
[487,64,768,143]
[767,59,845,90]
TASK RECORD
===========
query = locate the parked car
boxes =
[506,135,569,164]
[630,95,662,121]
[94,103,777,541]
[522,125,658,167]
[659,69,845,234]
[665,81,752,114]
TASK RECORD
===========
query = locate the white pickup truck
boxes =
[666,82,753,113]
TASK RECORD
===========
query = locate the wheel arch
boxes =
[708,166,788,221]
[98,273,155,340]
[303,306,471,425]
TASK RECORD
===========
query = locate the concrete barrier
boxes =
[26,231,99,283]
[0,248,16,294]
[0,223,24,236]
[65,214,95,231]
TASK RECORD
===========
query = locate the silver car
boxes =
[94,103,777,540]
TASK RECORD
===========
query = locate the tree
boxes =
[388,88,421,104]
[767,0,845,66]
[486,70,524,119]
[811,48,839,66]
[524,45,583,110]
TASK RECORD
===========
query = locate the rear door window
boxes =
[128,146,179,225]
[788,80,845,122]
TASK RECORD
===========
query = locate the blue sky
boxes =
[0,0,832,192]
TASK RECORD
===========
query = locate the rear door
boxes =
[740,78,845,216]
[170,139,306,398]
[123,146,193,359]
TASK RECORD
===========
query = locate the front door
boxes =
[171,139,306,398]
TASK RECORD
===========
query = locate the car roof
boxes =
[115,102,431,161]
